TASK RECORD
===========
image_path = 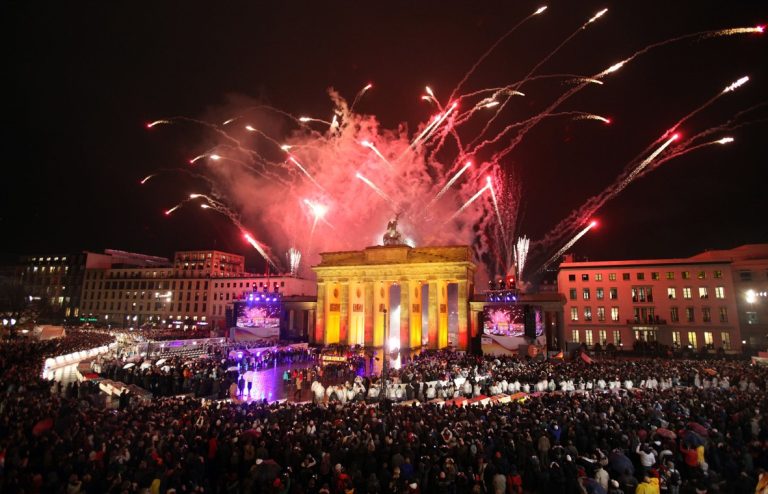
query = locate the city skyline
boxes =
[3,1,767,274]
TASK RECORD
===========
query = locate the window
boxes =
[599,330,607,345]
[632,287,652,303]
[595,273,603,282]
[719,307,728,323]
[584,306,592,321]
[570,307,579,321]
[698,287,709,299]
[581,274,589,281]
[651,272,660,280]
[739,271,752,281]
[569,288,577,300]
[622,273,630,281]
[597,306,605,322]
[682,271,691,280]
[666,272,675,280]
[613,330,621,345]
[704,332,713,346]
[714,286,724,299]
[667,287,676,300]
[702,307,711,322]
[672,331,681,346]
[609,288,618,299]
[609,273,617,281]
[611,307,619,322]
[596,288,604,300]
[585,330,594,346]
[721,332,730,350]
[671,306,680,322]
[688,332,697,348]
[686,307,695,322]
[713,270,722,279]
[568,274,576,281]
[637,273,645,280]
[683,287,692,299]
[571,330,580,343]
[583,288,591,300]
[747,312,758,324]
[633,307,656,324]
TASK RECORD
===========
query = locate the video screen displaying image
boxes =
[235,302,281,329]
[483,305,544,337]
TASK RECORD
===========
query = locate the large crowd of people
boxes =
[1,334,767,494]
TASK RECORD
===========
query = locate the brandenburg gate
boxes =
[311,244,476,350]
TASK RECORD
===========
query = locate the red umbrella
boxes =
[243,429,261,439]
[32,417,53,436]
[655,428,677,440]
[687,422,708,436]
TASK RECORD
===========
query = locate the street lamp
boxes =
[382,308,389,396]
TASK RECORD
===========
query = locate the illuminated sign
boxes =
[321,355,348,364]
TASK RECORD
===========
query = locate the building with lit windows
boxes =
[556,245,768,353]
[172,250,245,278]
[686,244,768,349]
[18,250,168,321]
[77,249,316,333]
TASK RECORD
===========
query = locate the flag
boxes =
[580,352,594,365]
[553,351,564,359]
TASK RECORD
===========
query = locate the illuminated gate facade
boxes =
[311,245,476,350]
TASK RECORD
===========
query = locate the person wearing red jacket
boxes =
[679,443,699,477]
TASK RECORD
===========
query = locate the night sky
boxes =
[3,1,767,272]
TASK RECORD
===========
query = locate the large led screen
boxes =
[482,304,543,337]
[235,302,281,329]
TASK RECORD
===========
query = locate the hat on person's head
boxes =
[255,459,263,465]
[611,480,619,488]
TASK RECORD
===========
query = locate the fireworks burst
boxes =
[143,8,764,280]
[539,221,598,272]
[287,248,302,276]
[514,236,530,280]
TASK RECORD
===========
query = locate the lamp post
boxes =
[380,307,391,435]
[382,308,389,396]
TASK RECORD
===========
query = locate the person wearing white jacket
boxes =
[595,465,610,492]
[312,381,325,404]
